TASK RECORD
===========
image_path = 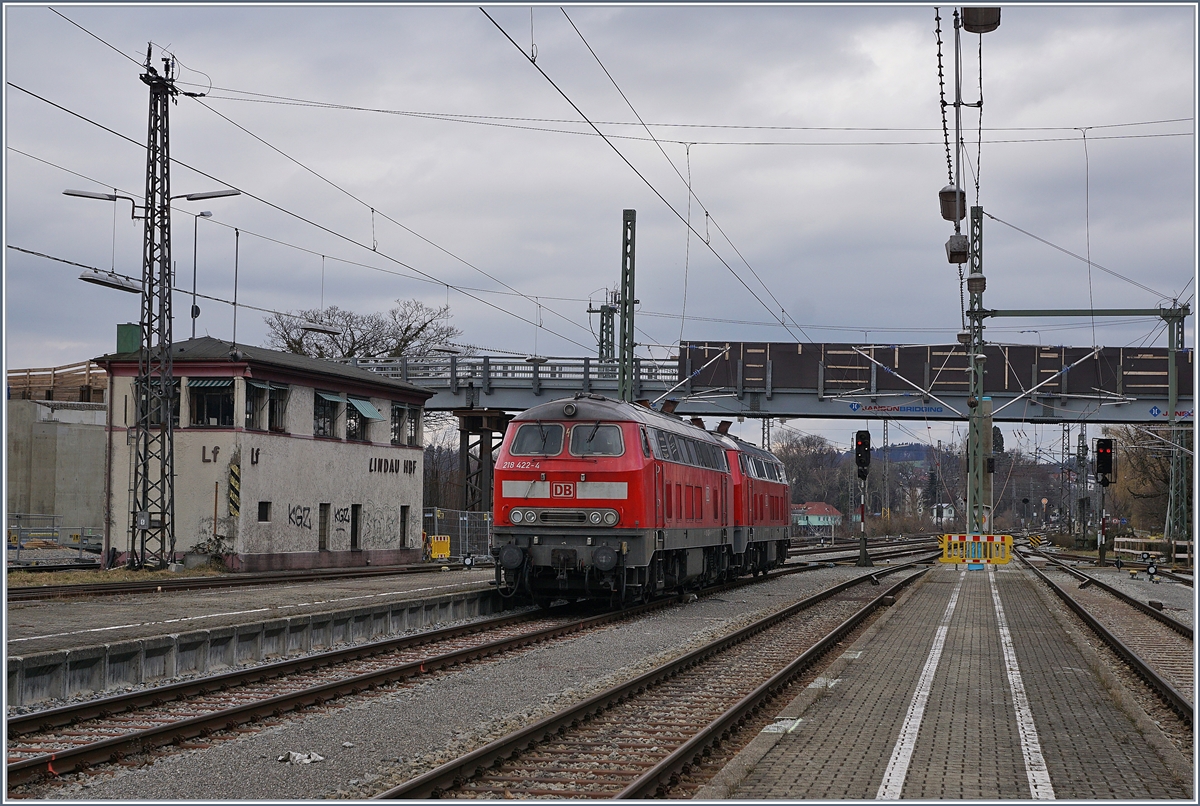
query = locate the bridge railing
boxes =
[346,356,681,394]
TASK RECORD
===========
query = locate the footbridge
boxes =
[349,341,1192,424]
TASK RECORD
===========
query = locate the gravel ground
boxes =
[7,547,98,564]
[1079,566,1194,627]
[17,565,875,800]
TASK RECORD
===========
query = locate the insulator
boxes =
[962,8,1001,34]
[939,185,966,221]
[945,234,970,264]
[967,273,987,295]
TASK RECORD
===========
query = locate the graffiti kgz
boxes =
[288,505,313,529]
[334,507,350,523]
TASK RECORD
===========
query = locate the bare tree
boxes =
[264,299,461,359]
[1103,424,1188,532]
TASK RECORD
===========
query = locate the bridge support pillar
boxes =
[453,409,514,514]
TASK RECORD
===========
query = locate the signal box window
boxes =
[268,385,289,432]
[570,424,624,456]
[189,379,233,427]
[314,392,341,438]
[391,404,406,445]
[346,397,383,442]
[406,408,421,446]
[510,422,564,456]
[147,379,180,428]
[346,404,366,442]
[245,383,267,430]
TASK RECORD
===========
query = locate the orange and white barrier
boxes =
[940,534,1012,565]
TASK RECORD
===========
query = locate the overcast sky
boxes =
[3,3,1195,453]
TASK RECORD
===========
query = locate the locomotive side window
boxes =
[666,433,682,462]
[510,422,564,455]
[654,429,670,459]
[570,423,624,456]
[681,439,697,466]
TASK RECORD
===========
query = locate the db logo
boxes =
[551,482,575,498]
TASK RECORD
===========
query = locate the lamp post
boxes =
[191,212,211,338]
[66,184,237,569]
[172,190,239,340]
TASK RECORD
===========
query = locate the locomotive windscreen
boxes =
[510,422,564,455]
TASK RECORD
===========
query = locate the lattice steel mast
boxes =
[618,210,637,402]
[131,47,179,568]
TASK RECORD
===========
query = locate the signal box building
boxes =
[98,337,433,571]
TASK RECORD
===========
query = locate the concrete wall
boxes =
[108,375,426,570]
[6,586,502,705]
[5,400,107,528]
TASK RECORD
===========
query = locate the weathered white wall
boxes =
[107,375,424,564]
[6,400,107,528]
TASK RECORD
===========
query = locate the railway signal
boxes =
[1095,437,1114,566]
[1095,438,1114,486]
[855,430,871,480]
[853,430,872,567]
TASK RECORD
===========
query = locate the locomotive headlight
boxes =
[524,510,537,524]
[589,511,602,524]
[603,511,618,525]
[510,510,522,524]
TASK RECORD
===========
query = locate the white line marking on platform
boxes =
[988,565,1056,799]
[8,581,477,643]
[876,569,966,800]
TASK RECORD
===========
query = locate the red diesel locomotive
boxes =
[491,393,790,607]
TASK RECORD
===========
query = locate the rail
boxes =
[1015,550,1192,721]
[375,561,930,799]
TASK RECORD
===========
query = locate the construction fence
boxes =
[7,513,103,565]
[422,508,493,562]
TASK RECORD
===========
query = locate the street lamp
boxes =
[175,189,240,202]
[79,269,140,294]
[67,188,239,323]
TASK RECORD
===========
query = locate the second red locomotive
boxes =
[491,393,790,607]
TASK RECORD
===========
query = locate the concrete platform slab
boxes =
[6,569,503,706]
[702,564,1192,800]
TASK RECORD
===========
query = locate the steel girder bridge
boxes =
[350,340,1192,425]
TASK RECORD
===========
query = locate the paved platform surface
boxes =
[5,568,495,657]
[706,563,1193,800]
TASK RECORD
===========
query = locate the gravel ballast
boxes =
[15,565,874,800]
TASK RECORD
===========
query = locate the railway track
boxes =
[7,558,873,789]
[788,534,937,558]
[1042,550,1194,587]
[374,561,929,799]
[1017,550,1193,721]
[5,562,473,602]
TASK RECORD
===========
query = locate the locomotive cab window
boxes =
[570,423,624,456]
[510,422,564,455]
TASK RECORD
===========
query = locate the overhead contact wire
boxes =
[481,8,806,346]
[8,80,593,353]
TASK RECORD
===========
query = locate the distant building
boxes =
[6,400,107,531]
[791,502,843,536]
[930,502,957,525]
[98,337,433,571]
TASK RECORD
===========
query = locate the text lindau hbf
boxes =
[369,457,417,475]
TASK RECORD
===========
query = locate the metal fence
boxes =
[7,513,103,565]
[422,508,493,561]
